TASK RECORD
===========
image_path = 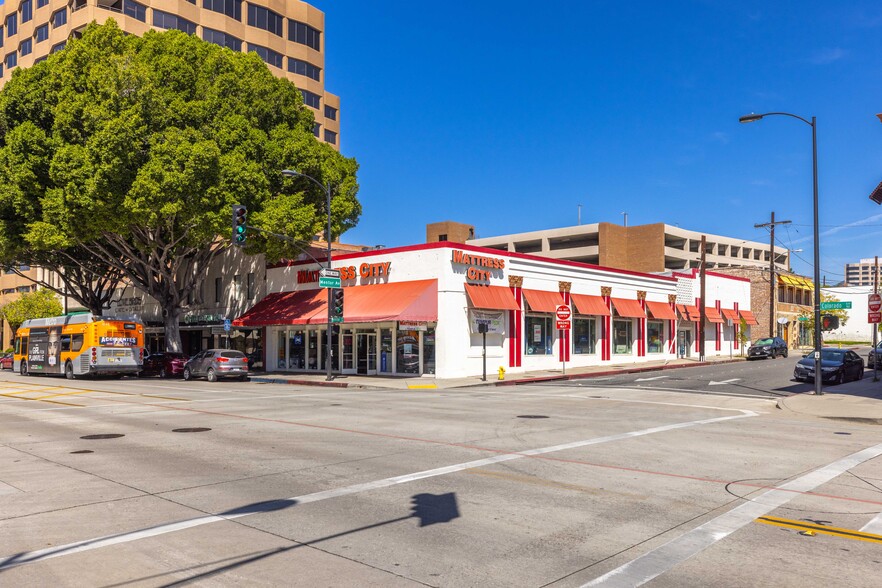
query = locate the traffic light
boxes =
[821,315,839,331]
[231,205,247,246]
[410,492,460,527]
[331,288,344,320]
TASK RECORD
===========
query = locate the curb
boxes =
[249,377,350,388]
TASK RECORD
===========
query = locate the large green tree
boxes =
[0,21,360,352]
[0,289,64,332]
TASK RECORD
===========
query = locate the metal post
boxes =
[875,256,879,382]
[325,183,333,382]
[811,117,822,395]
[482,331,487,381]
[699,235,706,362]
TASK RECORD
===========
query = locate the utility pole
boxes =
[875,256,879,382]
[699,235,706,362]
[755,212,791,339]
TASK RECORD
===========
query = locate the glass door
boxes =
[342,329,355,373]
[356,332,377,375]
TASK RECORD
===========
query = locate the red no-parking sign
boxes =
[869,293,881,323]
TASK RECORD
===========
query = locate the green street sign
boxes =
[330,316,344,323]
[820,301,851,310]
[798,316,809,321]
[319,277,341,288]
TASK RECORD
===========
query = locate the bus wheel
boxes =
[20,361,28,376]
[65,361,77,380]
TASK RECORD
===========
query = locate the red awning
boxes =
[570,293,610,316]
[465,284,520,311]
[341,279,437,323]
[705,307,724,323]
[721,308,739,322]
[522,289,564,313]
[611,297,645,318]
[739,310,759,325]
[645,301,676,320]
[677,304,700,322]
[233,289,327,327]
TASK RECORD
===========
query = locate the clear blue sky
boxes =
[333,2,880,283]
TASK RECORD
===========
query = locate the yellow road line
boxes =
[140,394,190,401]
[32,390,95,401]
[0,386,65,395]
[756,516,882,544]
[408,384,437,389]
[0,393,83,407]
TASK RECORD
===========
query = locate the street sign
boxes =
[869,312,881,324]
[319,276,341,288]
[330,316,343,323]
[556,320,571,330]
[820,301,851,310]
[320,268,341,278]
[798,316,808,322]
[870,293,882,313]
[223,318,231,332]
[555,305,571,321]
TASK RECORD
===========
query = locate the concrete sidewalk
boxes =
[776,373,882,424]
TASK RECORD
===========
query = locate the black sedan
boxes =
[747,337,788,359]
[793,348,864,385]
[868,342,882,368]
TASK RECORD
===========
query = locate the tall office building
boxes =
[0,0,340,148]
[845,258,881,287]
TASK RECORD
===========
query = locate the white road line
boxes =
[634,376,669,382]
[859,511,882,534]
[0,411,756,571]
[708,378,741,386]
[582,442,882,587]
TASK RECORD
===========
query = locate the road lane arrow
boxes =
[634,376,669,382]
[709,379,741,386]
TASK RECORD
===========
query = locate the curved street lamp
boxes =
[281,169,334,382]
[739,112,822,395]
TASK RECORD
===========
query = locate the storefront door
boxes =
[356,332,377,375]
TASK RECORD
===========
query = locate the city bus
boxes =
[14,314,145,379]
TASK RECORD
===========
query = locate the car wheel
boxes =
[770,350,776,359]
[783,349,788,358]
[207,368,217,383]
[20,361,28,376]
[65,361,76,380]
[857,368,864,380]
[159,367,167,379]
[239,374,248,382]
[831,371,842,385]
[183,367,192,381]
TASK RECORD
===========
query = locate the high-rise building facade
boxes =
[844,258,880,287]
[0,0,340,148]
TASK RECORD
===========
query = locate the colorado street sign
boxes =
[820,301,851,310]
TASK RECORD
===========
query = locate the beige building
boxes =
[0,0,340,147]
[845,258,880,287]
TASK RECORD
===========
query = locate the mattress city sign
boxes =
[451,250,505,282]
[298,262,392,284]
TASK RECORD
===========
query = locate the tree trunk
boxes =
[163,309,184,353]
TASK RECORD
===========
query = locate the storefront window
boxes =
[525,315,553,356]
[424,327,435,375]
[342,329,354,370]
[307,330,318,370]
[613,319,632,354]
[288,330,306,369]
[277,330,286,369]
[380,328,393,373]
[573,317,596,354]
[647,320,664,354]
[321,328,339,371]
[396,329,419,374]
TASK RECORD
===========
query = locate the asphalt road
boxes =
[2,370,882,587]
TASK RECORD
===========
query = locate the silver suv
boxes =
[183,349,249,382]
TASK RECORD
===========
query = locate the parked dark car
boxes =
[747,337,788,359]
[793,348,864,384]
[183,349,249,382]
[0,352,13,370]
[140,352,188,378]
[868,342,882,368]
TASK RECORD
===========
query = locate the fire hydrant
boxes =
[498,366,505,380]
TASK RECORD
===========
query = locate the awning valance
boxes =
[705,307,724,323]
[233,290,326,327]
[570,293,610,316]
[721,308,739,322]
[645,301,676,320]
[464,284,520,311]
[522,289,564,313]
[778,275,813,289]
[739,309,759,325]
[611,297,645,318]
[677,304,700,322]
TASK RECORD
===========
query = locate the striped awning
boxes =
[778,275,813,289]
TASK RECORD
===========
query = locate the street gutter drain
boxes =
[172,427,212,433]
[517,415,549,419]
[80,434,125,440]
[70,450,94,454]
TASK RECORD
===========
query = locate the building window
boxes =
[246,3,283,36]
[324,104,337,121]
[312,122,320,137]
[323,129,336,145]
[573,317,596,354]
[647,320,664,354]
[19,38,31,56]
[37,0,49,7]
[233,274,241,294]
[50,40,65,53]
[288,19,320,50]
[247,43,282,68]
[203,0,241,21]
[0,64,4,77]
[437,234,447,242]
[202,27,241,52]
[51,8,66,27]
[299,88,320,108]
[153,10,196,35]
[21,0,33,23]
[525,314,553,356]
[214,277,222,303]
[247,272,255,299]
[34,23,48,43]
[0,25,4,48]
[123,0,147,23]
[613,319,633,354]
[287,57,320,81]
[6,14,17,36]
[5,52,17,69]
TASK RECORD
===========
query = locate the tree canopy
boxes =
[0,21,360,351]
[0,289,64,333]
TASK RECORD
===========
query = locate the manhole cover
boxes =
[172,427,212,433]
[70,450,94,454]
[517,415,549,419]
[80,434,125,440]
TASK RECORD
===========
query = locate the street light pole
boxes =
[739,112,823,395]
[282,169,334,381]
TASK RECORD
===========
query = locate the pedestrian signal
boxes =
[821,315,839,331]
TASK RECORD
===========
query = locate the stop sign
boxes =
[871,293,882,313]
[556,305,571,321]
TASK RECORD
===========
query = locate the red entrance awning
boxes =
[721,308,739,322]
[611,297,645,318]
[677,304,700,322]
[465,284,520,311]
[342,279,438,323]
[233,289,326,327]
[739,309,759,325]
[705,307,724,323]
[522,289,564,313]
[646,301,676,320]
[570,293,610,316]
